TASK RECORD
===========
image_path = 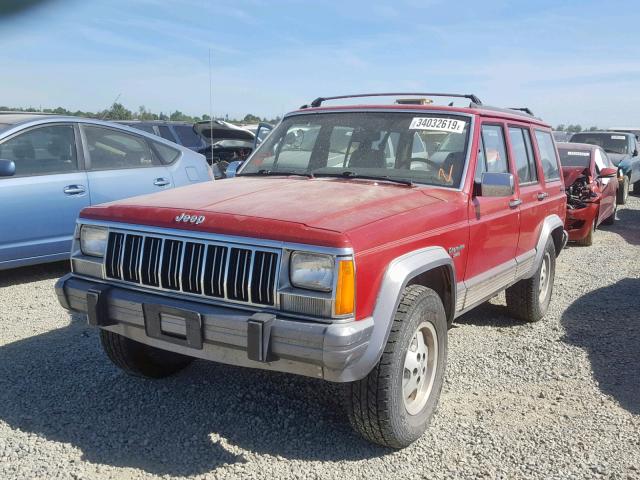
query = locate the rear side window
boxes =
[173,125,202,148]
[475,124,509,182]
[157,125,176,142]
[151,141,181,165]
[132,124,156,135]
[535,130,561,181]
[508,127,537,184]
[0,125,77,177]
[83,126,159,170]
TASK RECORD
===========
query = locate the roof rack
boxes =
[509,107,535,116]
[300,92,483,109]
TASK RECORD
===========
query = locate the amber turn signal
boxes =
[334,259,355,315]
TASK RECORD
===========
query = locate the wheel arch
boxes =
[325,246,454,382]
[526,214,566,279]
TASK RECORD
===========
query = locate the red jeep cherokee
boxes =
[56,93,568,448]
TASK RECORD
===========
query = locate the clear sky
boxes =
[1,0,639,127]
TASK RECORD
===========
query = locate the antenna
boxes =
[208,48,214,175]
[100,93,122,120]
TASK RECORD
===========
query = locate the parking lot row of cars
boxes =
[2,95,640,449]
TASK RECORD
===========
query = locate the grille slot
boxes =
[105,232,125,279]
[141,237,162,287]
[181,242,205,294]
[203,245,227,298]
[103,231,279,307]
[251,251,278,305]
[160,239,183,291]
[227,248,252,302]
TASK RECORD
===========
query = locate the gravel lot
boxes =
[1,196,639,480]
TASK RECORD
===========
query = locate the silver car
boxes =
[0,113,213,270]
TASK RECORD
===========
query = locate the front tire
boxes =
[634,180,640,196]
[617,176,629,205]
[505,237,556,322]
[100,330,194,378]
[602,204,616,226]
[576,217,596,246]
[345,285,447,449]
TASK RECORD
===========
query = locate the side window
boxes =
[0,125,77,177]
[173,125,202,148]
[151,141,181,165]
[157,125,176,142]
[475,124,509,182]
[534,130,561,181]
[83,126,159,170]
[508,127,538,184]
[129,124,156,135]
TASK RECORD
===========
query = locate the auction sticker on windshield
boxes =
[567,151,590,156]
[410,117,466,133]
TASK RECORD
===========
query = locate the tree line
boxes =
[554,124,600,133]
[0,102,281,125]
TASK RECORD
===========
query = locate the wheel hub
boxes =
[538,251,551,303]
[402,322,438,416]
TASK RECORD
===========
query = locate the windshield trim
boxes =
[237,109,475,191]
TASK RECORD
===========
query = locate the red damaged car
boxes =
[557,142,618,246]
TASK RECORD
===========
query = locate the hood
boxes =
[194,120,254,143]
[79,177,443,248]
[562,166,590,186]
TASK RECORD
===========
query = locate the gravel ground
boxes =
[1,196,639,480]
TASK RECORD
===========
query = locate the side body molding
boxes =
[324,246,454,382]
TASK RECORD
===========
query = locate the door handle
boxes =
[509,198,522,208]
[154,177,170,187]
[63,185,86,195]
[537,192,549,201]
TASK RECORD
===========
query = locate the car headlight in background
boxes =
[290,252,334,291]
[80,226,108,257]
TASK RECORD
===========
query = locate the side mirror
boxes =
[598,167,618,178]
[479,172,515,197]
[225,160,243,178]
[0,159,16,177]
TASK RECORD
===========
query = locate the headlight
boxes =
[290,252,334,291]
[80,226,108,257]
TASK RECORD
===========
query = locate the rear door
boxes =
[465,122,520,282]
[80,124,173,205]
[0,123,89,264]
[532,129,566,225]
[506,124,544,258]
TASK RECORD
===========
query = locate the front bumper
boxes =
[56,274,373,382]
[565,203,598,242]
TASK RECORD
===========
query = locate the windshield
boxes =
[240,112,471,187]
[559,148,591,168]
[570,133,628,155]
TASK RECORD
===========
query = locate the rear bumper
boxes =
[55,274,373,382]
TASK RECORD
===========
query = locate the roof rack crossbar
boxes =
[509,107,535,116]
[302,92,482,109]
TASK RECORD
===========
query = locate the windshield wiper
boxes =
[237,169,314,179]
[313,170,414,186]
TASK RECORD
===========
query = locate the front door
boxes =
[465,122,520,303]
[80,124,173,205]
[0,124,89,265]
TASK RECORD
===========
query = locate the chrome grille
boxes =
[104,231,279,306]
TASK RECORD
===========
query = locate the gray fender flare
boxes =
[524,214,565,279]
[324,246,454,383]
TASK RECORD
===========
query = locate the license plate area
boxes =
[143,303,203,350]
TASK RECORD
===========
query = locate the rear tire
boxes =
[505,237,556,322]
[634,180,640,196]
[100,330,194,378]
[345,285,447,449]
[617,176,629,205]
